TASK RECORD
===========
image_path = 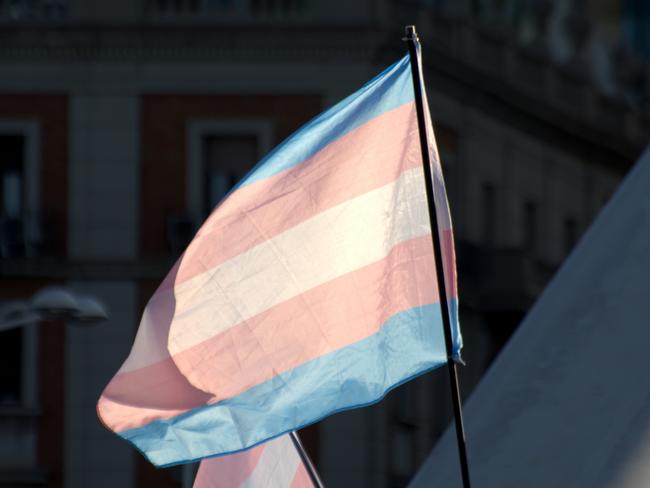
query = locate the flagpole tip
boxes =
[405,25,417,39]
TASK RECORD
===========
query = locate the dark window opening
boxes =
[202,134,258,217]
[0,327,23,405]
[0,134,26,258]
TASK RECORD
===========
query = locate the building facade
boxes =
[0,1,647,487]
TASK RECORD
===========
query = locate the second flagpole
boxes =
[289,431,325,488]
[403,25,472,488]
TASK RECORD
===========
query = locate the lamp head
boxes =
[71,296,109,325]
[30,287,78,318]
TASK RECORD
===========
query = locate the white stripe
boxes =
[166,166,430,355]
[121,166,431,371]
[240,435,301,488]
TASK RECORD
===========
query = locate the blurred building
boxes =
[0,0,647,487]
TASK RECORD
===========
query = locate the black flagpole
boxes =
[404,25,472,488]
[289,431,325,488]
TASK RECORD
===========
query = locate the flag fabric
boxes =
[193,433,313,488]
[97,53,461,467]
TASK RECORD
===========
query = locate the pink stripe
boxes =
[193,444,266,488]
[160,101,421,292]
[290,462,313,488]
[98,231,456,432]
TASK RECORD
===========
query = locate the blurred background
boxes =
[0,0,648,486]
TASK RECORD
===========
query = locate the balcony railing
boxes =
[0,0,67,21]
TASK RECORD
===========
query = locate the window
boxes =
[0,327,22,405]
[0,124,40,258]
[186,120,273,225]
[0,306,38,409]
[0,306,41,479]
[175,120,272,255]
[0,135,25,257]
[202,134,258,215]
[0,123,40,411]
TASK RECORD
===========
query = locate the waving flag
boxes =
[193,434,313,488]
[98,53,461,467]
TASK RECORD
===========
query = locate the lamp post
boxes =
[0,286,109,486]
[0,286,109,331]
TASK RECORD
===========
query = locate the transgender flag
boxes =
[193,434,313,488]
[98,54,461,467]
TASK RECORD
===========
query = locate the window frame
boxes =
[0,120,41,257]
[186,119,274,225]
[0,121,41,474]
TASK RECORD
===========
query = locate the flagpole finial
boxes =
[405,25,418,39]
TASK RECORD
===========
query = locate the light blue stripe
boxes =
[119,301,462,467]
[232,54,414,189]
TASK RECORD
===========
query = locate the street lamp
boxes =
[0,286,109,331]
